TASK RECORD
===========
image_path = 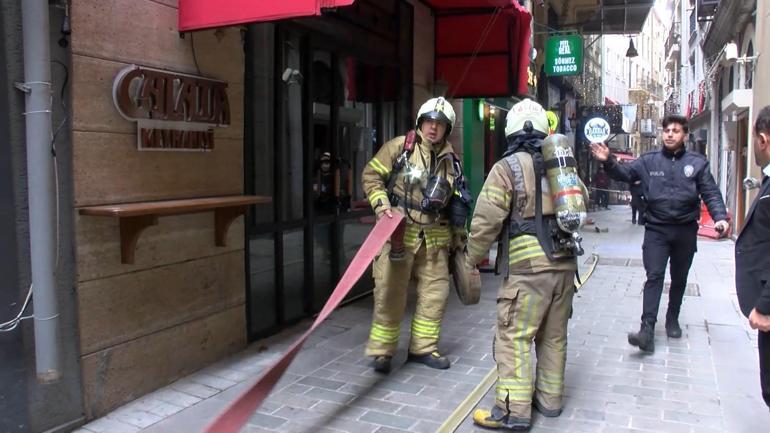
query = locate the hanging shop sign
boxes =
[584,117,611,143]
[113,65,230,151]
[545,34,583,77]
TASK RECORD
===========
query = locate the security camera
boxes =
[281,68,303,85]
[721,42,738,66]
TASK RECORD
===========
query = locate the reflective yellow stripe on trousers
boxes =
[369,322,400,344]
[411,317,441,339]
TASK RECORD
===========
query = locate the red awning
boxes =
[179,0,531,98]
[179,0,355,32]
[433,1,531,98]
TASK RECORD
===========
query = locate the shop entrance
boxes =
[244,1,413,339]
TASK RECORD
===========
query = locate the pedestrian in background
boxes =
[589,114,729,353]
[593,166,610,209]
[630,180,646,225]
[735,105,770,409]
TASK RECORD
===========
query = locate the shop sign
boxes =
[113,65,230,151]
[545,35,583,77]
[584,117,611,143]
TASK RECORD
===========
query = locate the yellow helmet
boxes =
[505,98,549,138]
[416,97,456,135]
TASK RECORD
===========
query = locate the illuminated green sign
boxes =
[545,35,583,76]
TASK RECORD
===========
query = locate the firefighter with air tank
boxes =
[361,97,472,374]
[465,98,588,430]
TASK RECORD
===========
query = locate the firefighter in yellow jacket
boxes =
[362,97,467,374]
[467,99,588,430]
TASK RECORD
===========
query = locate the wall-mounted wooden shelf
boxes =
[78,195,271,264]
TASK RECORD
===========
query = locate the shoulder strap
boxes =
[496,155,528,277]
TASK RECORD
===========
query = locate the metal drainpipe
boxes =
[21,0,61,382]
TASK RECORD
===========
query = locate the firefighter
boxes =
[467,99,588,430]
[362,97,467,374]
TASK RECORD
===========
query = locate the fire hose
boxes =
[202,214,404,433]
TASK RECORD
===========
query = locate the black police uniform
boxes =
[604,146,727,326]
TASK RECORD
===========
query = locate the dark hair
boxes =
[755,106,770,135]
[661,115,689,133]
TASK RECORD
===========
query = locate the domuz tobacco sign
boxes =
[113,65,230,151]
[545,34,583,77]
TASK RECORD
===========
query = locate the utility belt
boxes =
[509,215,576,260]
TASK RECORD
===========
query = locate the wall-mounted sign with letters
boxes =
[113,65,230,151]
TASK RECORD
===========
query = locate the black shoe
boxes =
[665,314,682,339]
[533,398,562,417]
[372,355,392,374]
[628,321,655,352]
[407,351,450,369]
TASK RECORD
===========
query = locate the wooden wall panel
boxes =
[76,213,243,282]
[71,55,244,140]
[70,0,250,420]
[72,132,243,206]
[78,251,244,354]
[81,306,246,418]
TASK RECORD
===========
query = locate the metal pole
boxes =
[22,0,61,382]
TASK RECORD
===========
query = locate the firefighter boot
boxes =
[472,405,530,431]
[372,356,392,374]
[627,320,655,352]
[665,310,682,339]
[407,351,450,369]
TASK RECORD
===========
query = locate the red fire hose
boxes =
[202,214,404,433]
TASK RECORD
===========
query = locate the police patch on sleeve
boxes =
[684,164,694,178]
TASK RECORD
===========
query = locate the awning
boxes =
[179,0,531,97]
[179,0,355,32]
[568,0,654,35]
[432,1,532,97]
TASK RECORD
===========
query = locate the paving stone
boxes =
[246,413,288,429]
[171,381,220,399]
[108,408,163,429]
[304,387,357,404]
[187,372,238,390]
[348,396,404,414]
[360,410,418,430]
[79,418,140,433]
[298,376,346,390]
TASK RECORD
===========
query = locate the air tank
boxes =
[541,134,586,233]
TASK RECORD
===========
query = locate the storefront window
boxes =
[248,234,276,335]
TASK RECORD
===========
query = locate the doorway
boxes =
[244,3,413,339]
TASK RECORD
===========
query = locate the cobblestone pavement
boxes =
[76,206,769,433]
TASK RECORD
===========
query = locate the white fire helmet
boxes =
[416,97,456,135]
[505,98,550,138]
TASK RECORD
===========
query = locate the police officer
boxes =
[362,97,466,374]
[590,114,729,352]
[468,99,587,430]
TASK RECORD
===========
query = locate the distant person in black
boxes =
[593,166,610,209]
[314,152,336,215]
[589,114,729,353]
[630,180,646,225]
[735,106,770,409]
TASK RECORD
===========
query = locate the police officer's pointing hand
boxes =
[589,142,610,161]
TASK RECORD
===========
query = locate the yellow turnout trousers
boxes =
[365,243,450,357]
[494,270,575,419]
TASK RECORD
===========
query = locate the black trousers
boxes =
[760,330,770,408]
[640,222,698,324]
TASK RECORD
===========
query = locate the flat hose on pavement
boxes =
[435,253,600,433]
[202,215,404,433]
